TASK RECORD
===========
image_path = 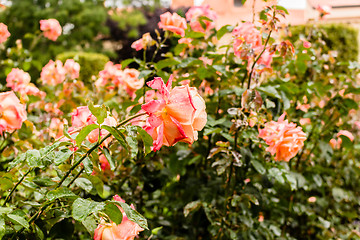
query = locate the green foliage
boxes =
[289,23,359,62]
[57,51,109,83]
[109,8,147,38]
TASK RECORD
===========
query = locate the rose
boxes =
[40,19,62,41]
[122,69,144,98]
[64,59,80,80]
[185,5,217,33]
[96,62,123,88]
[94,195,144,240]
[6,68,31,92]
[131,32,154,51]
[141,75,207,151]
[0,91,27,134]
[158,12,187,37]
[0,23,10,43]
[232,22,263,58]
[41,60,66,86]
[258,113,306,162]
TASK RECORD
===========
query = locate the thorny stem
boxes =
[247,29,273,90]
[2,168,33,206]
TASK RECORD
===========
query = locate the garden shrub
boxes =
[57,51,109,83]
[289,23,359,62]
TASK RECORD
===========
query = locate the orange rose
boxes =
[122,69,144,98]
[258,113,306,162]
[141,75,207,151]
[94,195,144,240]
[158,12,187,37]
[0,91,27,134]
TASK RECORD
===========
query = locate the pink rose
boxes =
[94,195,144,240]
[49,118,68,139]
[0,91,27,134]
[185,5,217,33]
[258,113,307,162]
[70,106,117,147]
[64,59,80,80]
[6,68,31,92]
[158,12,187,37]
[96,62,123,88]
[0,23,10,43]
[122,69,144,98]
[141,75,207,151]
[99,154,110,171]
[232,22,263,58]
[41,60,66,86]
[131,33,154,51]
[40,19,62,41]
[303,40,311,48]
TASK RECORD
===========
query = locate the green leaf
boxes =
[251,160,266,174]
[33,176,56,187]
[74,178,93,193]
[155,59,180,70]
[126,127,138,159]
[217,25,233,40]
[184,200,202,217]
[113,201,148,230]
[54,147,73,165]
[72,198,105,222]
[81,215,98,235]
[88,102,107,124]
[0,207,13,215]
[186,31,205,39]
[8,153,26,169]
[75,124,99,146]
[63,124,74,140]
[275,5,289,14]
[101,125,128,150]
[26,149,42,168]
[104,203,123,225]
[138,70,153,79]
[101,148,115,171]
[257,85,281,99]
[121,58,135,69]
[136,127,153,155]
[46,187,76,201]
[7,214,29,230]
[82,156,94,175]
[0,217,5,239]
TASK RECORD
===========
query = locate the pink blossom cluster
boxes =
[6,68,45,99]
[232,22,274,70]
[185,5,217,33]
[0,23,10,43]
[258,113,306,162]
[40,19,62,41]
[141,75,207,151]
[95,62,144,98]
[94,195,144,240]
[0,91,27,134]
[41,59,80,86]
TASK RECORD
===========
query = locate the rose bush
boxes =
[0,1,359,240]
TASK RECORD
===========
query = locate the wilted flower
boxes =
[185,5,217,33]
[158,12,187,37]
[131,32,154,51]
[0,23,10,43]
[40,19,62,41]
[41,60,66,86]
[94,195,144,240]
[141,75,207,151]
[258,113,306,162]
[0,91,27,134]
